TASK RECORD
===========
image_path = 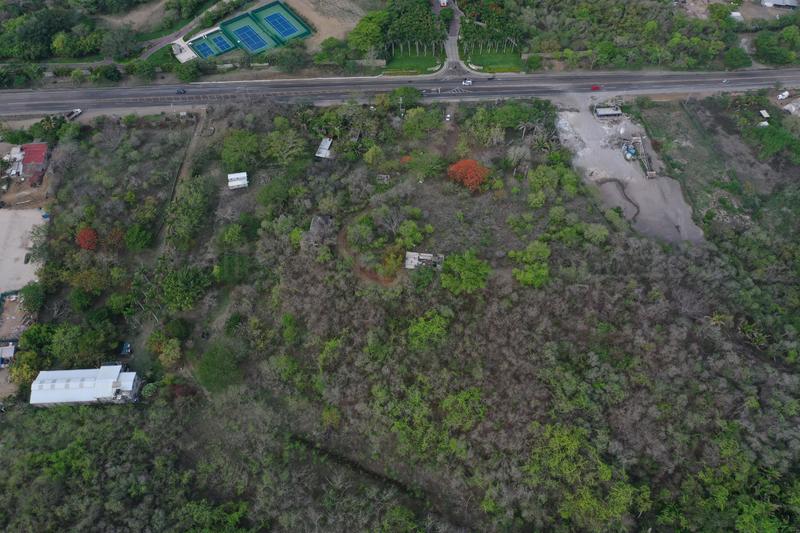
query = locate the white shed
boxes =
[315,137,334,159]
[29,364,141,407]
[227,172,249,190]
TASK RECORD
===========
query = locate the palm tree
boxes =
[517,120,537,141]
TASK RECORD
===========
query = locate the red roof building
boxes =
[20,143,48,180]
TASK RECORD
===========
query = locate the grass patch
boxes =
[144,44,180,70]
[462,50,523,73]
[384,53,443,75]
[195,339,244,393]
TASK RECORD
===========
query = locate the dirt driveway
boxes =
[0,210,45,293]
[557,105,704,243]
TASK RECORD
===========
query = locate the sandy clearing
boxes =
[0,210,46,293]
[557,106,704,243]
[99,0,169,32]
[282,0,369,50]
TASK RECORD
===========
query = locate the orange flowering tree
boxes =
[447,159,490,192]
[75,227,98,250]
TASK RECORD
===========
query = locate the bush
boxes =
[526,54,543,71]
[125,224,152,251]
[723,47,752,70]
[90,64,122,83]
[441,250,491,295]
[164,317,193,340]
[19,282,45,314]
[509,241,551,288]
[174,60,201,82]
[161,266,212,312]
[407,310,449,351]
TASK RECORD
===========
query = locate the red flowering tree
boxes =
[447,159,490,192]
[75,227,98,250]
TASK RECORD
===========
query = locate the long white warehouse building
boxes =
[30,365,141,407]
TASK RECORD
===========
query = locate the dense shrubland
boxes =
[2,93,800,530]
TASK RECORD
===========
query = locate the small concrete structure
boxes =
[171,40,199,63]
[595,106,623,118]
[404,251,445,270]
[227,172,249,190]
[315,137,334,159]
[762,0,798,8]
[759,109,771,119]
[30,364,141,407]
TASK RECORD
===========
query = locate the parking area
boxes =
[0,210,44,293]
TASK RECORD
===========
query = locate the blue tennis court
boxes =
[212,35,232,52]
[233,26,267,51]
[195,42,214,58]
[265,13,297,38]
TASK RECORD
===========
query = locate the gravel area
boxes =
[557,104,704,243]
[0,210,45,293]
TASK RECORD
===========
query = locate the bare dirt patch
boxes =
[99,0,169,32]
[0,368,17,399]
[0,210,45,293]
[0,299,30,339]
[680,0,725,19]
[557,106,704,243]
[283,0,379,50]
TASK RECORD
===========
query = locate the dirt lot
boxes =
[1,175,50,209]
[0,368,17,399]
[0,298,29,339]
[680,0,725,19]
[738,1,790,21]
[284,0,382,50]
[557,105,704,243]
[99,0,169,32]
[0,210,45,293]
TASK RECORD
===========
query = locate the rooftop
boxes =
[21,143,47,166]
[30,364,139,406]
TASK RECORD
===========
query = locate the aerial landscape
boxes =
[2,0,800,531]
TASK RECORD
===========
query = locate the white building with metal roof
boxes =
[29,364,141,407]
[227,171,249,190]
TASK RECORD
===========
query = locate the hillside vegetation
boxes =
[1,93,800,531]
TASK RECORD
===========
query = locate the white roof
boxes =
[316,137,334,158]
[30,365,138,405]
[227,172,249,189]
[0,343,15,358]
[595,106,622,116]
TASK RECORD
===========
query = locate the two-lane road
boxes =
[1,68,799,116]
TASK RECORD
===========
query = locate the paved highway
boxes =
[1,68,799,116]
